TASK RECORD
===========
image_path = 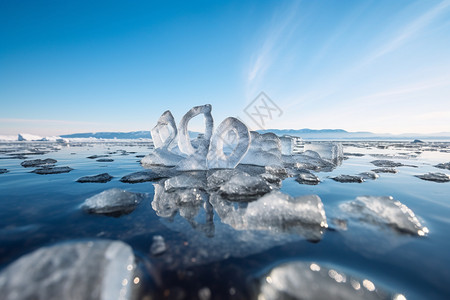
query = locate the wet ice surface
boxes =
[77,173,113,183]
[0,140,450,299]
[414,172,450,183]
[82,188,147,216]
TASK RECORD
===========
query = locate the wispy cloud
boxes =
[363,0,450,65]
[246,1,301,98]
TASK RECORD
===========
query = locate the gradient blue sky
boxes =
[1,0,449,136]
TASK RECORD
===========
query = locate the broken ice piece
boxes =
[415,172,450,183]
[370,160,403,167]
[255,261,397,300]
[434,162,450,170]
[82,188,146,216]
[164,174,207,192]
[358,171,379,180]
[0,240,137,300]
[331,175,364,183]
[141,148,184,167]
[340,196,429,236]
[77,173,113,183]
[211,191,327,241]
[206,169,250,191]
[96,158,114,162]
[0,168,8,174]
[21,158,57,168]
[219,174,271,201]
[295,170,320,185]
[87,155,110,159]
[120,170,167,183]
[150,235,167,256]
[372,168,398,174]
[32,166,73,174]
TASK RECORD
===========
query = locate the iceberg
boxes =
[0,240,137,300]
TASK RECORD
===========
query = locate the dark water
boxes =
[0,141,449,299]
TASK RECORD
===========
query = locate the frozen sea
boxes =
[0,140,449,299]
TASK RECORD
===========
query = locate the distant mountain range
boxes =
[59,129,450,140]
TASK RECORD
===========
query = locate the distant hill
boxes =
[58,129,450,140]
[61,131,151,139]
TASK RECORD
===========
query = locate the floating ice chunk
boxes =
[372,168,398,174]
[0,240,136,300]
[371,160,403,167]
[435,162,450,170]
[256,261,395,300]
[151,110,177,149]
[280,136,294,155]
[331,175,364,183]
[340,196,429,236]
[32,166,73,174]
[219,173,271,201]
[207,117,250,169]
[96,158,114,162]
[265,165,288,178]
[303,142,343,165]
[240,132,282,166]
[295,170,320,185]
[21,158,57,168]
[77,173,113,183]
[284,152,336,172]
[206,169,250,191]
[141,148,184,167]
[150,235,167,256]
[82,188,146,216]
[0,168,9,174]
[211,191,327,241]
[120,170,167,183]
[358,171,379,180]
[415,172,450,183]
[87,155,110,159]
[164,174,207,192]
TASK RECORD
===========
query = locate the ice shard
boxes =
[207,117,250,169]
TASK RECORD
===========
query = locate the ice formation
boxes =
[21,158,57,168]
[240,132,282,166]
[295,170,320,185]
[371,168,398,174]
[256,261,397,300]
[331,175,364,183]
[303,142,343,165]
[415,172,450,183]
[82,188,146,216]
[340,196,429,236]
[218,172,271,201]
[120,170,168,183]
[77,173,113,183]
[207,117,250,169]
[0,240,137,300]
[210,191,327,241]
[435,162,450,170]
[32,166,73,174]
[150,235,167,256]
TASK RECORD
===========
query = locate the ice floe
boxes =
[120,170,168,183]
[21,158,57,168]
[340,196,428,236]
[295,170,320,185]
[255,261,399,300]
[434,162,450,170]
[331,175,364,183]
[0,240,137,300]
[77,173,113,183]
[31,166,73,174]
[371,168,398,174]
[415,172,450,183]
[82,188,146,216]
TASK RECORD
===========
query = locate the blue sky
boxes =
[1,0,449,136]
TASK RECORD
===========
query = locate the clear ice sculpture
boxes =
[143,105,306,170]
[207,117,250,169]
